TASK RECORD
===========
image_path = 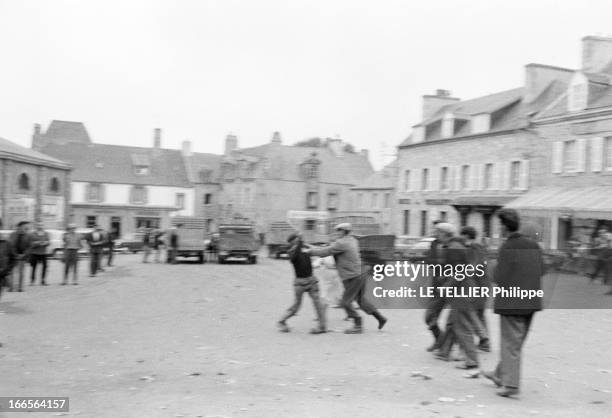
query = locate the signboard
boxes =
[398,199,411,204]
[425,199,453,205]
[286,210,329,220]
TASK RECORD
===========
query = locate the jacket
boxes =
[10,231,33,256]
[63,231,83,250]
[0,239,16,277]
[86,231,107,253]
[309,235,362,280]
[288,242,313,279]
[30,230,50,255]
[444,237,475,309]
[493,232,544,315]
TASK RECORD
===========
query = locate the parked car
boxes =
[114,232,145,253]
[404,237,436,262]
[393,235,421,259]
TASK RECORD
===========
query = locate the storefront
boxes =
[72,204,179,236]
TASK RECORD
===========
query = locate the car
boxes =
[404,237,436,263]
[393,235,421,259]
[114,232,145,253]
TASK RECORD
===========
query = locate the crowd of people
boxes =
[564,226,612,295]
[277,209,545,399]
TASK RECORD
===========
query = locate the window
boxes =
[327,192,338,210]
[306,164,319,179]
[199,169,212,183]
[384,193,390,208]
[130,186,148,204]
[204,193,212,204]
[403,170,411,191]
[421,168,429,190]
[439,211,448,222]
[357,193,363,208]
[49,177,60,193]
[461,165,470,190]
[605,137,612,170]
[440,167,449,190]
[420,210,428,236]
[305,219,316,230]
[568,78,588,111]
[484,163,494,189]
[18,173,30,191]
[403,210,410,235]
[563,140,577,172]
[134,167,149,176]
[86,216,97,228]
[307,192,318,209]
[371,193,378,208]
[510,161,521,189]
[176,193,185,209]
[87,183,103,202]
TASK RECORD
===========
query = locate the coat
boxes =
[444,237,475,310]
[9,231,33,257]
[0,239,16,278]
[309,235,362,280]
[86,231,107,253]
[493,232,544,315]
[30,230,50,255]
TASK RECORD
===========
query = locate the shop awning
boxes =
[504,187,612,220]
[453,195,518,206]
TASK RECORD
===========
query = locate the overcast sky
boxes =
[0,0,610,168]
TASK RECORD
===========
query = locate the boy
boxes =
[278,232,326,334]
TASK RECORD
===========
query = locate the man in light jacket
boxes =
[307,223,387,334]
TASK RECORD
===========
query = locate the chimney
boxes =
[182,140,192,157]
[582,36,612,73]
[224,133,238,155]
[153,128,161,149]
[327,137,344,157]
[524,63,574,103]
[271,131,282,144]
[422,90,460,120]
[31,123,42,150]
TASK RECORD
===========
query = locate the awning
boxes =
[453,195,517,206]
[504,187,612,220]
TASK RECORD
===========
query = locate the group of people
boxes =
[581,226,612,294]
[277,209,544,399]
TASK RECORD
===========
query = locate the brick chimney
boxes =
[31,123,42,150]
[582,35,612,73]
[182,140,192,157]
[524,63,574,103]
[224,134,238,155]
[153,128,161,149]
[271,131,282,144]
[422,89,460,120]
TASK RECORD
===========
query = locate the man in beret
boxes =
[484,208,544,398]
[278,232,326,334]
[307,223,387,334]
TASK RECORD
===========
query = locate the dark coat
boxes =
[444,237,474,309]
[86,231,107,253]
[0,239,16,278]
[10,231,33,257]
[493,232,544,315]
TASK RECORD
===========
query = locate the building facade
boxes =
[0,136,71,229]
[395,62,573,244]
[506,36,612,249]
[33,121,194,236]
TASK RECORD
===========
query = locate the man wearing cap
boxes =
[63,224,82,285]
[85,225,106,277]
[483,208,544,398]
[278,232,326,334]
[9,221,32,292]
[307,222,387,333]
[424,220,449,351]
[29,222,50,286]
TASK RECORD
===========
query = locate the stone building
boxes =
[395,63,573,243]
[33,121,194,236]
[506,36,612,249]
[0,135,71,229]
[348,160,398,234]
[181,132,373,235]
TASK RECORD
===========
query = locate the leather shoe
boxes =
[456,364,479,370]
[497,387,519,398]
[482,371,502,387]
[309,328,327,335]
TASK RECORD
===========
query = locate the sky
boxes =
[0,0,611,169]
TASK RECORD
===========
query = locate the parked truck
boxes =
[266,221,296,258]
[170,216,207,263]
[217,222,260,264]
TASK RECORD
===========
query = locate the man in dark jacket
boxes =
[86,225,106,277]
[308,223,387,334]
[424,220,447,351]
[484,208,544,398]
[278,232,326,334]
[9,221,32,292]
[29,222,50,285]
[0,233,16,347]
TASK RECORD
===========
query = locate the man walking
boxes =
[142,228,153,263]
[424,220,447,351]
[484,208,544,398]
[0,232,16,347]
[106,227,117,267]
[9,221,32,292]
[307,223,387,333]
[167,225,179,264]
[29,222,50,286]
[63,224,82,285]
[278,232,326,334]
[86,225,106,277]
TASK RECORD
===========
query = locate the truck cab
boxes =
[217,224,259,264]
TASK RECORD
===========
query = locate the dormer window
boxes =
[441,113,454,138]
[131,154,151,176]
[301,152,321,179]
[472,114,491,134]
[568,72,588,112]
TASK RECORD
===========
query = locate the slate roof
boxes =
[351,160,397,190]
[185,152,223,183]
[234,143,373,185]
[536,81,612,119]
[39,142,190,187]
[0,137,70,169]
[43,121,91,143]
